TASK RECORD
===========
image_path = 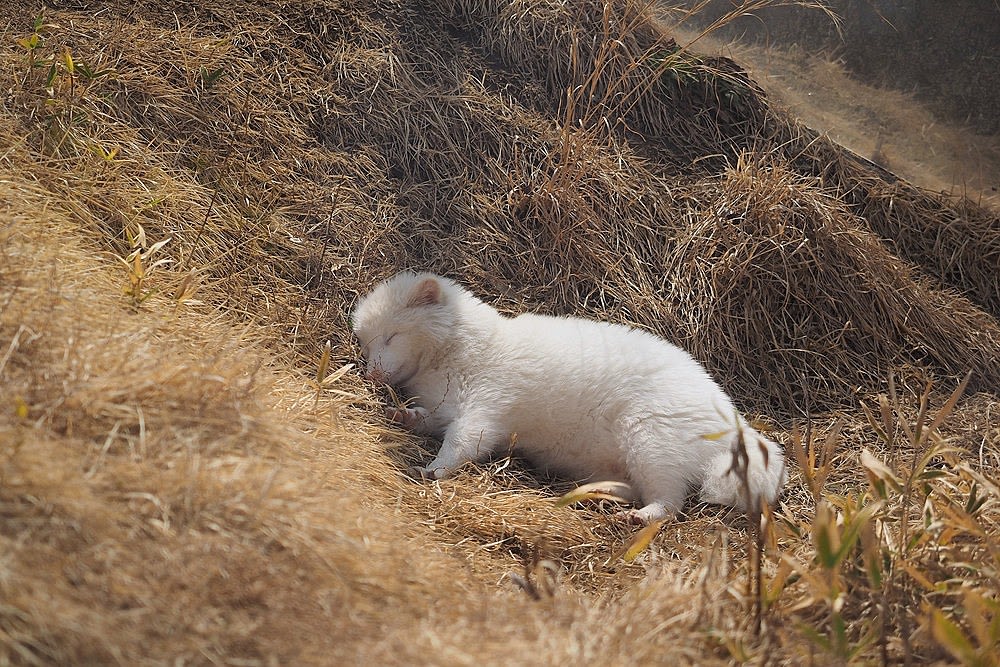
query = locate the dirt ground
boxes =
[670,25,1000,210]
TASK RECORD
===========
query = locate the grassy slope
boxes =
[2,1,999,664]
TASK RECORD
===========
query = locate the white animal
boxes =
[351,271,786,523]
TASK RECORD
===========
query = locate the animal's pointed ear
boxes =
[407,277,442,307]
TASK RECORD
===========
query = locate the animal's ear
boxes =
[407,277,442,307]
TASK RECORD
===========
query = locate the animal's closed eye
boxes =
[385,333,398,344]
[360,335,376,358]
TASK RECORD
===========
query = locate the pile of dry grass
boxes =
[3,0,1000,663]
[9,0,998,410]
[0,151,446,663]
[667,155,1000,410]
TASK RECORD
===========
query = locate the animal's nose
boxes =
[365,366,389,384]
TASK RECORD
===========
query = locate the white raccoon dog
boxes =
[351,271,786,523]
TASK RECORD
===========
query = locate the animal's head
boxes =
[351,272,459,386]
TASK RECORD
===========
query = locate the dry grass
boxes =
[2,0,1000,664]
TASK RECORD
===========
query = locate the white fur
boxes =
[351,271,786,523]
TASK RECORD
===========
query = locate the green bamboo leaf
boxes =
[798,622,833,653]
[17,34,40,50]
[813,502,840,570]
[965,483,986,516]
[834,501,882,566]
[930,608,977,664]
[200,65,226,88]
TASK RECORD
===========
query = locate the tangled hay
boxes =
[668,155,1000,410]
[3,0,1000,663]
[784,130,1000,319]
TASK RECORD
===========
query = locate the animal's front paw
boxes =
[615,503,673,526]
[407,465,439,481]
[614,509,648,526]
[386,406,427,431]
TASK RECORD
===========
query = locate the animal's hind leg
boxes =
[620,424,692,524]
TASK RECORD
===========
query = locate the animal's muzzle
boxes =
[365,365,389,384]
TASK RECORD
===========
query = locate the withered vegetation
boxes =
[1,1,998,664]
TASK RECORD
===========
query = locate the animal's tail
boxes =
[698,424,787,511]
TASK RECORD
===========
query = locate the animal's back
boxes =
[501,313,729,414]
[488,313,734,483]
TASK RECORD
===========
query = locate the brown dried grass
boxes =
[2,0,1000,664]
